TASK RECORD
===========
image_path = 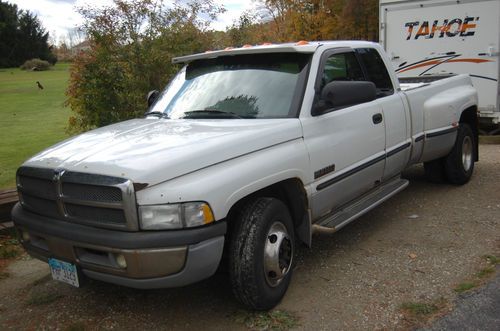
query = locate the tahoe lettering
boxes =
[405,16,478,40]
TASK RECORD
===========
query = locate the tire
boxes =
[444,123,475,185]
[229,197,295,310]
[424,158,445,183]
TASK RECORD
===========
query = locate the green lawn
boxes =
[0,63,71,189]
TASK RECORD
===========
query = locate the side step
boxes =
[314,177,409,232]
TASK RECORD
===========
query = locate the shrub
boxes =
[66,0,224,133]
[20,58,52,71]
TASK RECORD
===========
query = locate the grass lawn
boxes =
[0,63,71,189]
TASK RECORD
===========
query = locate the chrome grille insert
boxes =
[16,166,138,231]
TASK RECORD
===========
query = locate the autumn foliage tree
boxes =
[226,0,378,46]
[67,0,379,132]
[66,0,223,133]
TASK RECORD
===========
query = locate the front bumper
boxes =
[12,203,226,288]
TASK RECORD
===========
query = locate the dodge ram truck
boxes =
[12,41,478,310]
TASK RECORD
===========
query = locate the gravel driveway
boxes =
[0,144,499,330]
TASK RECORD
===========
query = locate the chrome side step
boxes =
[313,177,409,232]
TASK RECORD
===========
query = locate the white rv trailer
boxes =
[379,0,500,131]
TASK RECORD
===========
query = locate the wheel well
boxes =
[226,178,310,246]
[460,106,479,161]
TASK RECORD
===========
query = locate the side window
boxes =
[356,48,394,97]
[313,52,368,115]
[321,52,365,89]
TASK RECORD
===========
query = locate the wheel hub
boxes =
[462,135,473,172]
[263,221,293,287]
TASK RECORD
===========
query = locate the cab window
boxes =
[320,52,365,89]
[313,52,369,114]
[356,48,394,97]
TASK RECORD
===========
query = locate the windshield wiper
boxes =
[182,109,243,119]
[144,111,170,119]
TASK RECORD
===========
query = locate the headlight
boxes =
[139,205,182,230]
[139,202,215,230]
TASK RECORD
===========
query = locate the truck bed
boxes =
[399,74,456,91]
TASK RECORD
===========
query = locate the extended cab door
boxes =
[301,48,386,221]
[355,47,411,180]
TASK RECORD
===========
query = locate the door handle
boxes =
[372,113,383,124]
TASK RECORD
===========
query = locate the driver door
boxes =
[301,48,386,220]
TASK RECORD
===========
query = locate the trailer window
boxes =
[356,48,394,97]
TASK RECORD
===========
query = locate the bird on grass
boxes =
[36,81,44,90]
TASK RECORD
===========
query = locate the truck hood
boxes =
[25,119,303,186]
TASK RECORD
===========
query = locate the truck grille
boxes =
[16,167,138,231]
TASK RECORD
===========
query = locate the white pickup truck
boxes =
[12,41,478,310]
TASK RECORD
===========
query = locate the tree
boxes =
[0,1,19,67]
[66,0,224,133]
[252,0,378,42]
[227,12,262,46]
[0,1,56,67]
[16,10,56,64]
[341,0,378,41]
[66,0,380,133]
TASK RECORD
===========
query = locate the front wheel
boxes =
[229,197,295,310]
[444,123,475,185]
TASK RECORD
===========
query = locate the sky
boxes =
[8,0,257,45]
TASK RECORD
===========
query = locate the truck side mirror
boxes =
[147,90,160,108]
[313,81,377,115]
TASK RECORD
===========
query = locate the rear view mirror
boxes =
[313,81,377,115]
[147,90,160,108]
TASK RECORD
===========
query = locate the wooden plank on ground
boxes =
[0,221,14,230]
[0,189,18,223]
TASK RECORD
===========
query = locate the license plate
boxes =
[48,258,80,287]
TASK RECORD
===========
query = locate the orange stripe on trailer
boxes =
[447,58,492,64]
[398,58,492,73]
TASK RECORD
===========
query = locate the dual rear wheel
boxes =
[424,123,475,185]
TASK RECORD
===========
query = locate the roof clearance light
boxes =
[242,44,252,48]
[295,40,309,46]
[261,42,273,46]
[224,47,234,51]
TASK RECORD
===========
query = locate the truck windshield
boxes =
[149,53,311,119]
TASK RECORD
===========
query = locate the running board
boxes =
[314,177,409,232]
